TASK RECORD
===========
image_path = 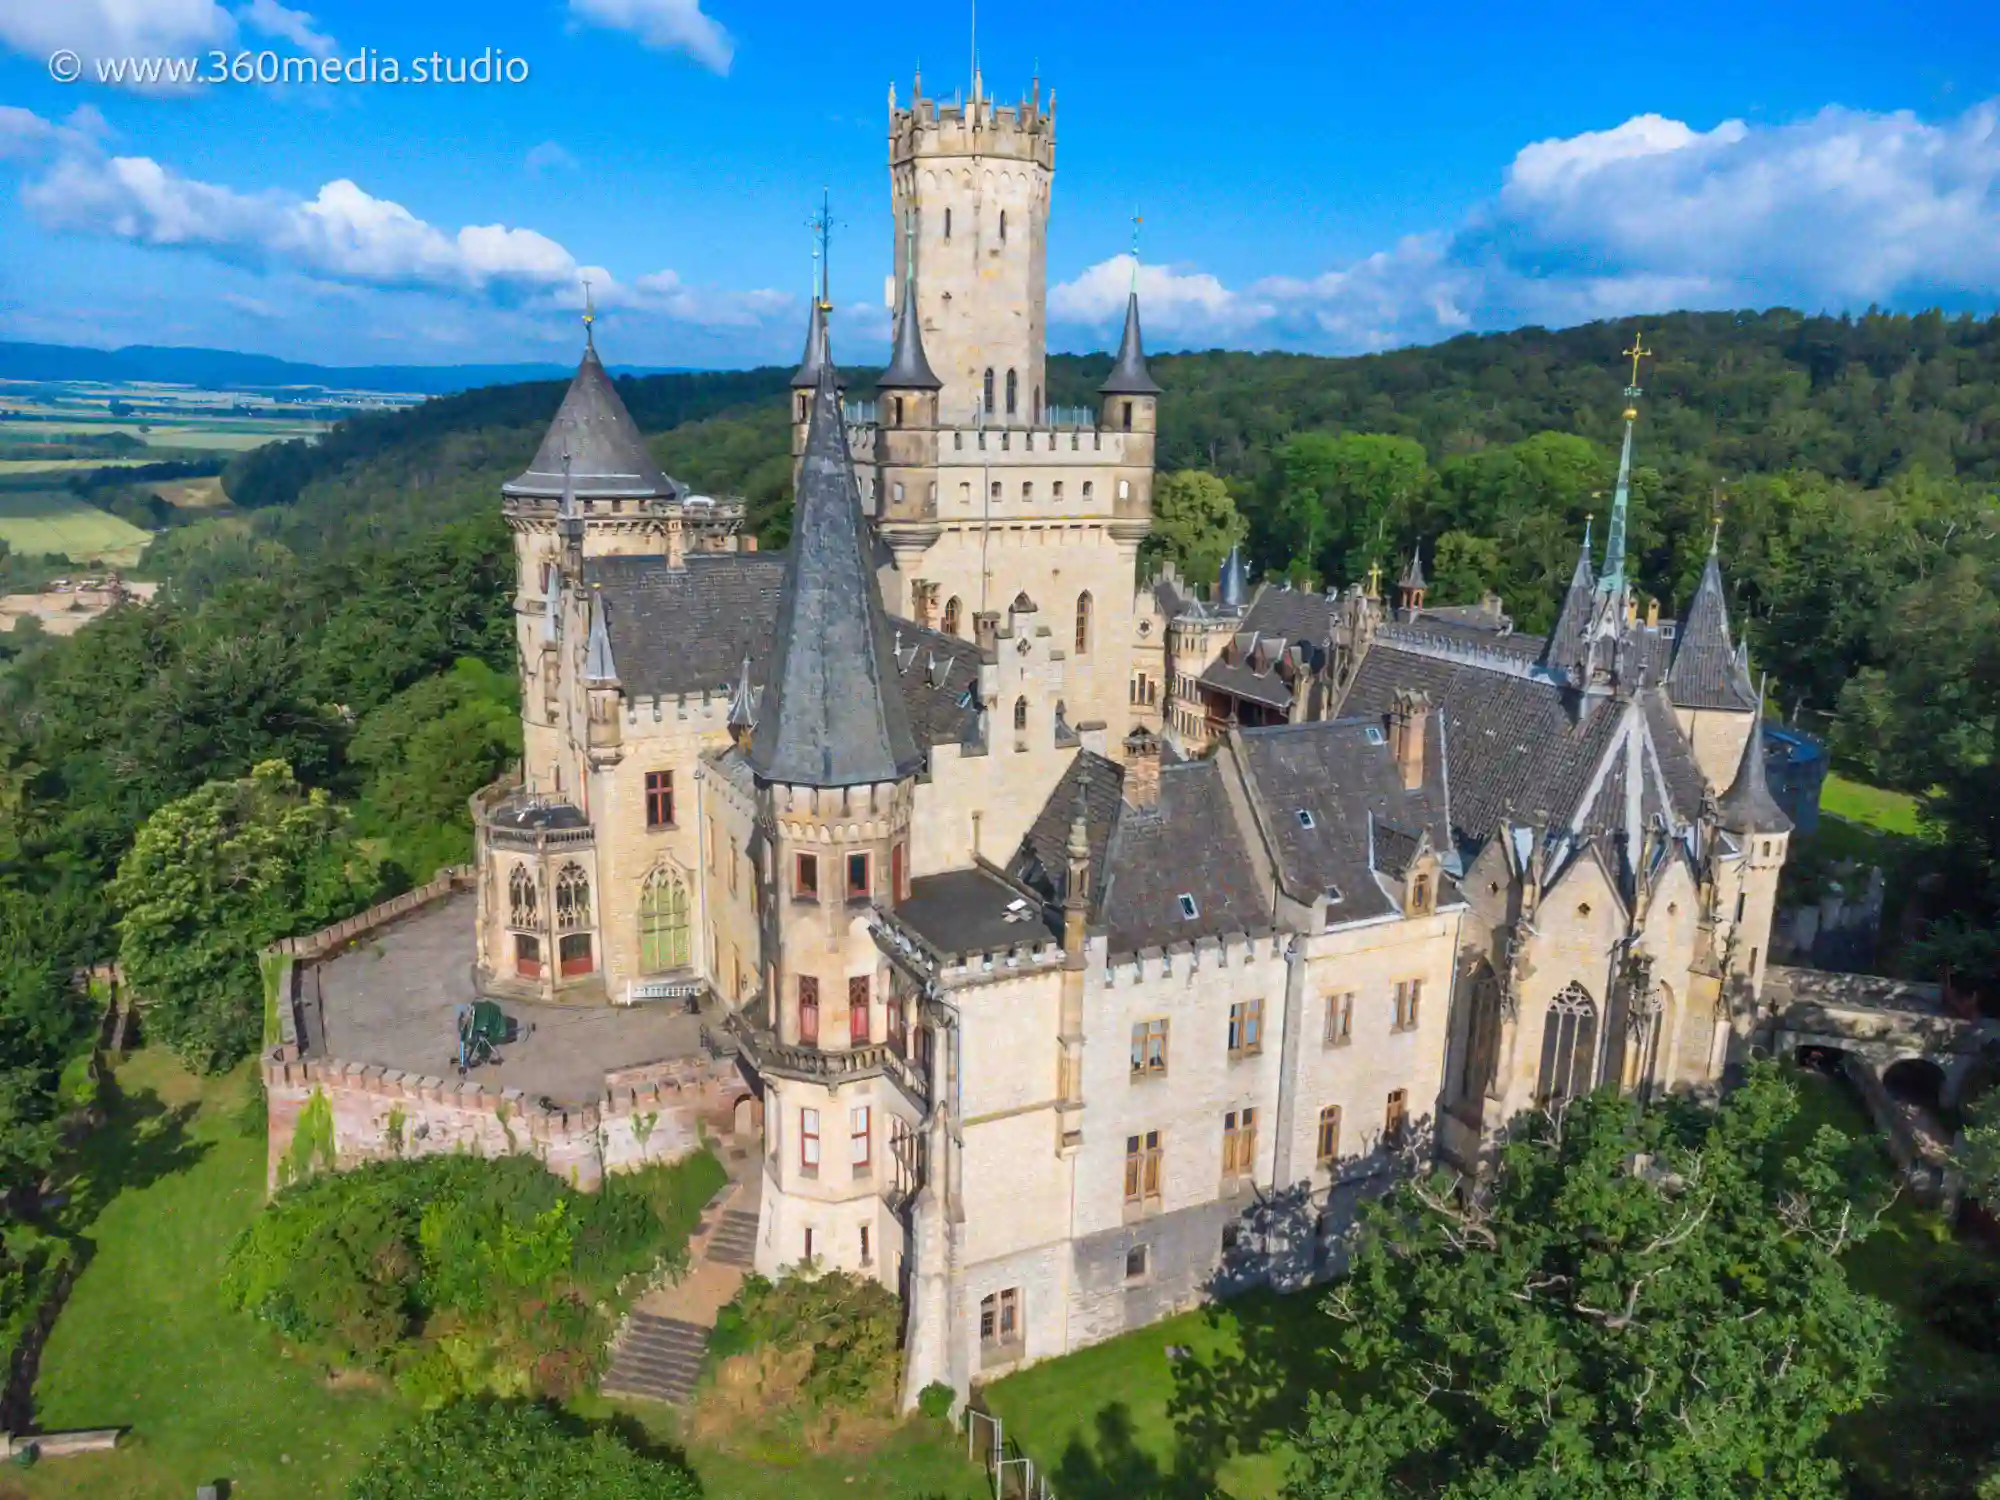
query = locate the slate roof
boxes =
[1718,701,1793,833]
[1196,584,1338,711]
[1097,759,1270,955]
[896,868,1052,956]
[1540,539,1597,677]
[1235,717,1454,921]
[750,363,924,788]
[879,282,942,390]
[1218,546,1249,609]
[790,298,830,389]
[1666,549,1757,710]
[887,624,984,748]
[504,345,676,501]
[1011,751,1126,911]
[1098,291,1163,396]
[584,552,787,697]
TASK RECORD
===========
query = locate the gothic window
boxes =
[1536,983,1598,1105]
[849,975,871,1045]
[638,865,691,972]
[558,932,593,977]
[508,865,539,929]
[1013,696,1028,732]
[554,862,591,932]
[1461,965,1502,1105]
[943,597,961,635]
[983,368,995,414]
[799,976,820,1046]
[1005,369,1018,416]
[1074,591,1092,654]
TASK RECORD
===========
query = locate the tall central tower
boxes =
[889,72,1055,427]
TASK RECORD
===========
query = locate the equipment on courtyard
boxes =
[454,1000,519,1075]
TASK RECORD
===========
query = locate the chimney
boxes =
[1388,689,1430,791]
[973,610,1000,656]
[1644,596,1660,628]
[1122,728,1161,810]
[740,533,759,553]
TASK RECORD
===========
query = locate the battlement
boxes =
[889,77,1055,168]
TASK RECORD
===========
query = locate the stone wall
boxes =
[263,1052,743,1192]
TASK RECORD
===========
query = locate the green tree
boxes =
[1427,530,1505,605]
[1144,469,1248,589]
[112,760,375,1071]
[1271,432,1432,586]
[349,1400,701,1500]
[1287,1066,1893,1500]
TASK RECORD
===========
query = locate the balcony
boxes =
[723,1009,930,1108]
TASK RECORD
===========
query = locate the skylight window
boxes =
[1296,809,1316,829]
[1177,894,1198,920]
[1363,726,1386,746]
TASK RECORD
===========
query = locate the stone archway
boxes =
[1883,1056,1948,1112]
[732,1094,764,1140]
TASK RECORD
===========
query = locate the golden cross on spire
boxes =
[1623,330,1651,388]
[1365,559,1382,598]
[581,277,596,350]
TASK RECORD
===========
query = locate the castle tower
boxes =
[1716,688,1792,1005]
[889,71,1054,427]
[753,353,926,1284]
[876,212,944,529]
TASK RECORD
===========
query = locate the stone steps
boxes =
[706,1210,759,1268]
[602,1313,710,1405]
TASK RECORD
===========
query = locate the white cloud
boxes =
[1053,100,2000,355]
[568,0,733,75]
[236,0,335,57]
[0,0,234,63]
[524,141,579,177]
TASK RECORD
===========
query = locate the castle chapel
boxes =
[472,71,1790,1402]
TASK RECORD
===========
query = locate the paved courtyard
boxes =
[309,893,708,1104]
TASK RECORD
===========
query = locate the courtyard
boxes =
[304,892,710,1106]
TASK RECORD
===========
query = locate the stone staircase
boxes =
[601,1312,712,1404]
[599,1163,762,1406]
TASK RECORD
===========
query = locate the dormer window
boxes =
[1296,810,1316,829]
[1177,894,1198,920]
[1364,726,1386,746]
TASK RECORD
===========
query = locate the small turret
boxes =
[1217,544,1248,610]
[1399,549,1427,612]
[1717,693,1791,835]
[879,213,942,399]
[1099,290,1162,424]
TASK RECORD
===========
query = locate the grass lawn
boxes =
[16,1051,407,1500]
[0,490,151,567]
[11,1049,990,1500]
[1822,774,1928,838]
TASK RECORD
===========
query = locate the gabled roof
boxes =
[749,360,923,788]
[504,345,675,501]
[1098,292,1162,396]
[1666,547,1757,711]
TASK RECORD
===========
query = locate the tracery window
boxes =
[554,861,591,932]
[983,368,995,414]
[1005,368,1018,416]
[1013,696,1028,732]
[508,865,539,929]
[1074,591,1092,654]
[943,597,961,635]
[638,865,691,972]
[1536,983,1598,1105]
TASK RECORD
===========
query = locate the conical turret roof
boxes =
[1217,545,1248,609]
[879,277,941,391]
[1717,697,1791,834]
[1099,292,1162,396]
[1667,544,1757,710]
[504,344,674,501]
[750,357,923,789]
[791,298,830,390]
[1401,550,1427,591]
[1541,526,1598,676]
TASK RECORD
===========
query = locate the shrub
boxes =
[349,1399,699,1500]
[225,1150,723,1399]
[704,1270,903,1414]
[1923,1265,2000,1353]
[916,1381,955,1421]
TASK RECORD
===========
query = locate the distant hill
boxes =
[0,341,697,395]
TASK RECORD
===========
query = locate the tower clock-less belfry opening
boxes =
[456,69,1789,1410]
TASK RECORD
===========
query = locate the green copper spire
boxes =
[1597,331,1650,595]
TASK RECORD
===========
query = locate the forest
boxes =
[0,303,1995,1209]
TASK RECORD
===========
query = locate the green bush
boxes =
[349,1399,699,1500]
[916,1380,956,1421]
[224,1150,723,1399]
[709,1269,904,1414]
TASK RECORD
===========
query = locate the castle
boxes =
[472,70,1789,1403]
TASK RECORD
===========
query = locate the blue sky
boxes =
[0,0,1997,368]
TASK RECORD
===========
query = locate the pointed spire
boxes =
[1666,527,1757,710]
[1597,418,1636,594]
[790,295,829,390]
[880,209,941,391]
[1400,550,1427,591]
[1098,292,1162,395]
[750,356,923,789]
[1541,516,1600,676]
[503,340,674,502]
[1217,544,1248,609]
[1717,682,1791,834]
[583,584,617,683]
[727,654,757,732]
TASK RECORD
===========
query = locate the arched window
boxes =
[1013,696,1028,732]
[1122,400,1133,431]
[1410,871,1432,914]
[1460,965,1502,1105]
[508,865,539,929]
[943,596,962,635]
[1082,481,1094,501]
[1005,369,1018,416]
[639,865,691,972]
[1536,983,1598,1105]
[983,368,995,414]
[554,861,591,932]
[1074,591,1092,653]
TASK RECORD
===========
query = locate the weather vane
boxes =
[1622,329,1651,412]
[581,277,596,350]
[807,188,840,310]
[1129,212,1143,293]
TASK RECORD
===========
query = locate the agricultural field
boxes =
[0,458,163,474]
[0,489,150,566]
